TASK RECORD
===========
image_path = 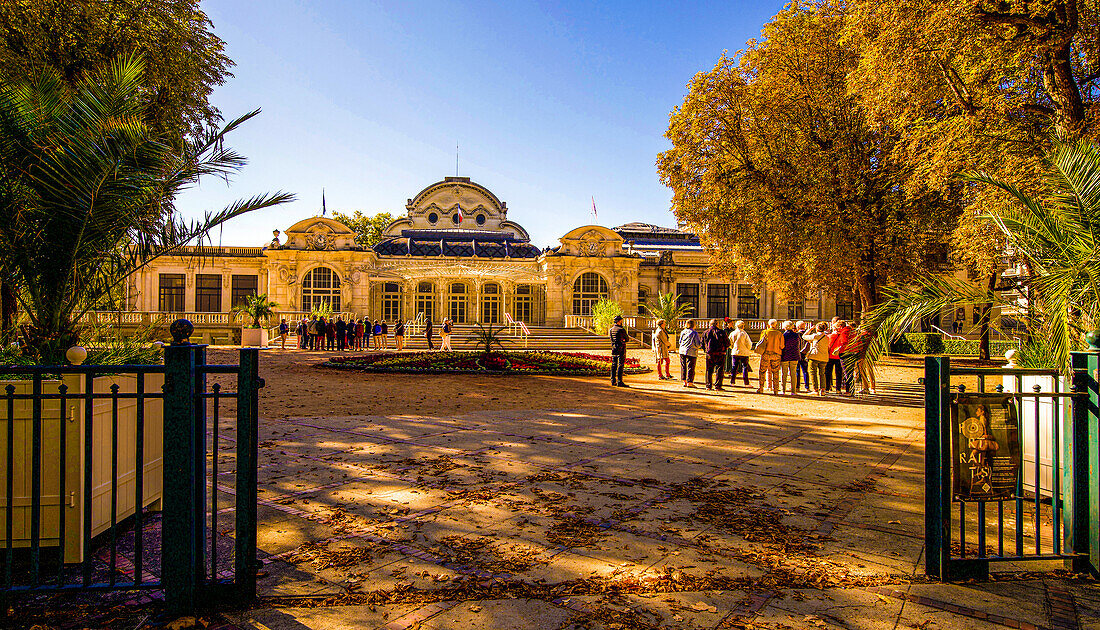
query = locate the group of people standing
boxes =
[648,316,875,396]
[277,315,456,352]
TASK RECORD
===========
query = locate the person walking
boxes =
[278,318,289,350]
[701,319,729,391]
[394,319,406,351]
[803,322,830,395]
[728,320,753,386]
[755,319,783,395]
[652,319,672,380]
[678,319,702,388]
[608,315,629,387]
[425,318,435,350]
[380,320,389,350]
[441,318,453,351]
[780,320,801,394]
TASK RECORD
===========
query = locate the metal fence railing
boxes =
[0,332,262,613]
[924,355,1097,580]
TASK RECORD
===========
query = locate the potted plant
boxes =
[234,293,278,347]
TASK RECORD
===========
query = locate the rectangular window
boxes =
[514,285,533,322]
[231,274,258,308]
[676,283,698,317]
[382,284,402,322]
[195,274,222,312]
[836,290,854,321]
[158,274,185,312]
[787,301,804,320]
[737,284,759,319]
[706,284,729,319]
[416,294,434,322]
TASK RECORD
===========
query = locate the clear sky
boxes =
[180,0,785,247]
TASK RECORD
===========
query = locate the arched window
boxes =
[449,282,468,323]
[382,282,402,322]
[572,272,609,316]
[481,282,501,324]
[638,286,650,316]
[302,267,341,313]
[416,282,435,322]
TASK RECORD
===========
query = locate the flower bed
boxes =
[322,351,649,376]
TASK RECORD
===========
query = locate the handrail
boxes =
[931,325,964,340]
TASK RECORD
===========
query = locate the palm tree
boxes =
[233,294,279,329]
[861,135,1100,374]
[643,292,692,333]
[467,323,511,354]
[0,55,294,362]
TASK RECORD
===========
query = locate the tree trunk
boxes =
[0,280,16,344]
[979,273,997,362]
[855,268,878,324]
[1045,42,1087,133]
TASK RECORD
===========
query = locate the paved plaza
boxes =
[197,352,1100,630]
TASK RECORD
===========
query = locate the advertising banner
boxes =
[952,395,1021,501]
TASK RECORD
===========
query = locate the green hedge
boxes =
[889,333,1017,357]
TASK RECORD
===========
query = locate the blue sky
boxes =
[181,0,785,247]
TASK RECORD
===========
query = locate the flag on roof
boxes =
[456,204,463,224]
[591,196,597,222]
[322,190,327,216]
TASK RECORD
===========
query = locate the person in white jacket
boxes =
[728,320,753,386]
[802,322,831,395]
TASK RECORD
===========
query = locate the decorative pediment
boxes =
[557,225,624,257]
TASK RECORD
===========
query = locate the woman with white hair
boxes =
[755,319,783,395]
[652,319,672,380]
[728,320,752,386]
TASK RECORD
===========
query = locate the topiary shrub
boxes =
[891,333,943,354]
[890,332,1019,357]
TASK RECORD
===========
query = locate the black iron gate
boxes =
[924,353,1098,580]
[0,334,261,613]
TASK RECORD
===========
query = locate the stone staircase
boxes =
[275,324,645,352]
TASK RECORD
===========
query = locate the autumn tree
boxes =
[658,1,960,318]
[332,210,395,248]
[842,0,1100,355]
[0,0,232,142]
[843,0,1100,268]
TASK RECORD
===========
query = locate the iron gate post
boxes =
[1069,351,1100,575]
[925,356,951,579]
[234,348,261,602]
[163,341,202,614]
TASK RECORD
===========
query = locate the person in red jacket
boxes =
[826,320,853,395]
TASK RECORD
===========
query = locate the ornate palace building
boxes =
[125,177,855,331]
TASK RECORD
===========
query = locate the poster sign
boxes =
[952,395,1021,502]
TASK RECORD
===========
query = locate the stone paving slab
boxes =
[219,377,1100,630]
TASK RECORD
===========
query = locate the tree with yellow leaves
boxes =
[658,1,960,318]
[843,0,1100,276]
